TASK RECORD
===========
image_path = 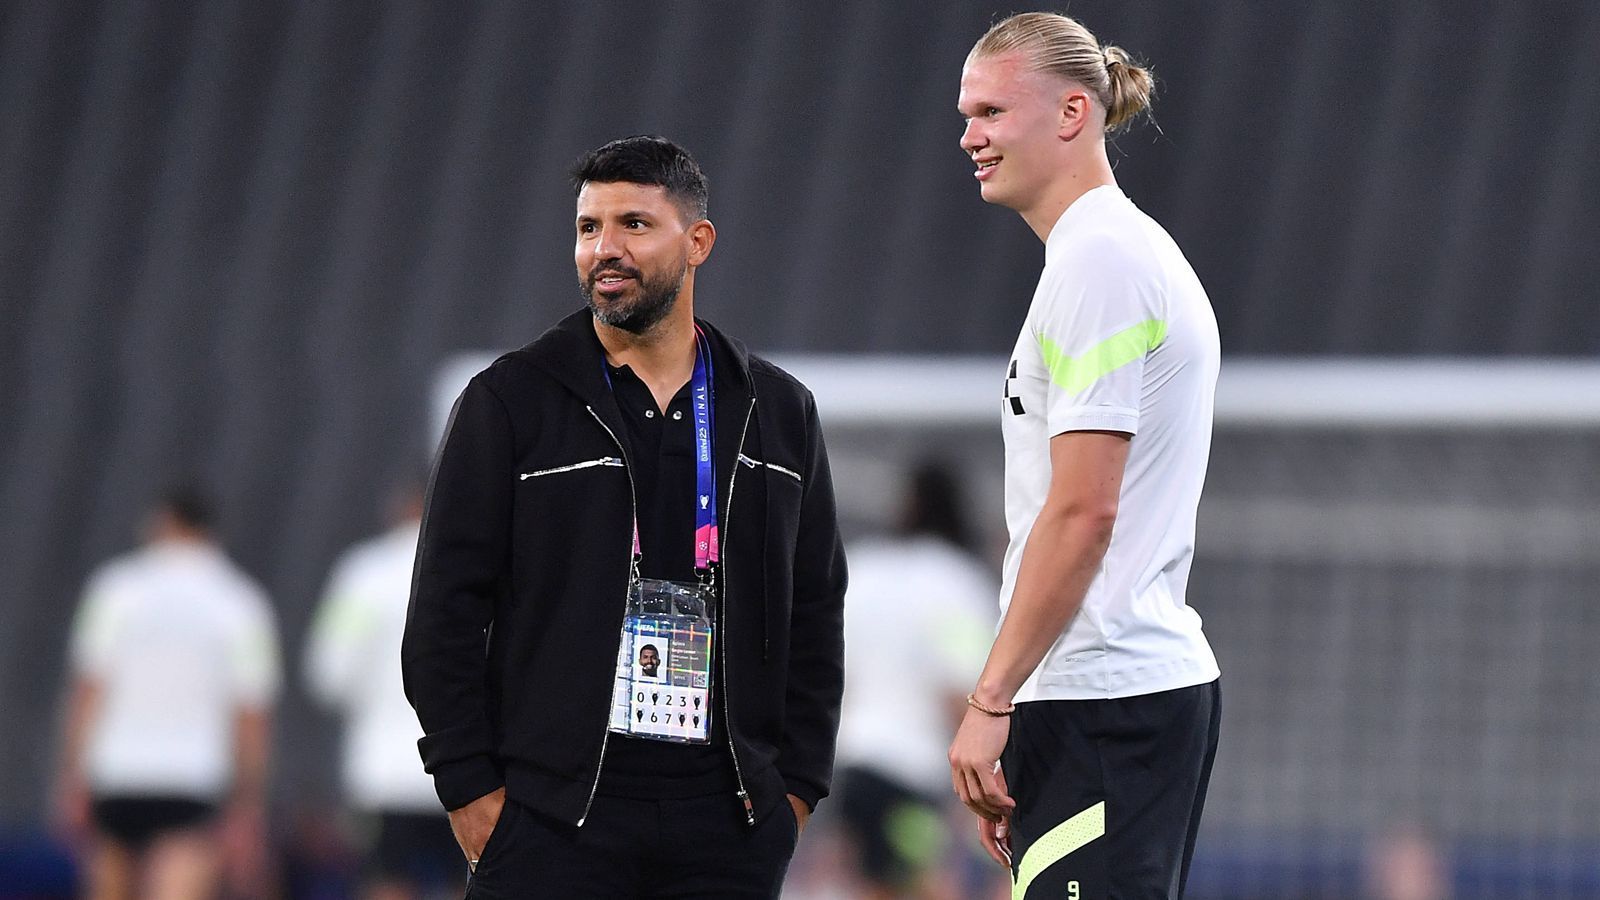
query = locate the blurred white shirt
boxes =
[70,541,281,799]
[836,535,996,797]
[305,523,437,812]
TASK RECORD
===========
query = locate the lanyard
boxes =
[690,326,719,573]
[601,327,719,578]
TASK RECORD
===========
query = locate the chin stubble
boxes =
[581,259,688,335]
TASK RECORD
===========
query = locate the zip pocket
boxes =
[519,456,624,480]
[738,453,802,483]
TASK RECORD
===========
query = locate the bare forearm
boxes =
[951,431,1128,830]
[58,680,100,784]
[232,707,271,805]
[53,679,101,835]
[973,507,1113,706]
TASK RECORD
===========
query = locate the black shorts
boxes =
[1001,680,1220,899]
[362,810,462,886]
[90,795,216,852]
[835,766,948,888]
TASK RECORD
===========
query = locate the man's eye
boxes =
[986,107,1001,117]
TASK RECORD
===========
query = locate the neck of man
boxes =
[1020,140,1118,243]
[593,288,698,413]
[149,523,211,548]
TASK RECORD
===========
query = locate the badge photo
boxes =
[634,636,667,682]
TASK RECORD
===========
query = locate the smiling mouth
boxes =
[591,269,637,290]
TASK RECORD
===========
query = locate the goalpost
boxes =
[436,354,1600,436]
[767,355,1600,428]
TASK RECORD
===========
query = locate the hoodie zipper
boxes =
[520,456,624,480]
[577,406,639,828]
[722,397,758,825]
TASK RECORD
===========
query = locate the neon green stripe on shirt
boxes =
[1037,319,1167,396]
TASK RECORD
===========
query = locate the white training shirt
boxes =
[836,535,997,796]
[999,185,1221,702]
[69,541,281,798]
[304,523,438,812]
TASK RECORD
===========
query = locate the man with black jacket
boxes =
[402,136,847,898]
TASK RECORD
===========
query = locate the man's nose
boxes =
[960,120,984,154]
[594,225,625,260]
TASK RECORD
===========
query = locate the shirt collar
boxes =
[1044,184,1124,264]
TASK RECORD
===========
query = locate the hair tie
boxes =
[1105,54,1120,71]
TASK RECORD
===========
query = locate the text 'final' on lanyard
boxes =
[601,325,720,586]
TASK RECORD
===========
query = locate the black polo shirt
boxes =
[594,361,736,799]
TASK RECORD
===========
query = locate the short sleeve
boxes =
[926,568,997,695]
[304,553,374,708]
[1031,235,1167,437]
[230,590,283,707]
[68,570,121,678]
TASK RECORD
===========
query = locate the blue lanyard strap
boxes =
[691,326,718,573]
[600,329,719,576]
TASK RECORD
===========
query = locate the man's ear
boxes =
[1058,88,1093,142]
[688,219,717,266]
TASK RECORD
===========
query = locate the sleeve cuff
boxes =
[783,778,824,812]
[431,755,504,812]
[1048,407,1139,436]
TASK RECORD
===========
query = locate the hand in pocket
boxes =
[449,787,506,870]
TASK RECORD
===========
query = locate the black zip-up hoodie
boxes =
[402,309,847,828]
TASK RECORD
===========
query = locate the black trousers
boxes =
[1001,680,1221,900]
[464,793,798,899]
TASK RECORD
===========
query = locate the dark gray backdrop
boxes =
[3,0,1598,826]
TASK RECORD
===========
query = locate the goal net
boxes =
[778,355,1600,899]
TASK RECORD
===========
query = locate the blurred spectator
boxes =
[1365,822,1451,900]
[53,488,280,899]
[304,487,460,900]
[832,462,998,900]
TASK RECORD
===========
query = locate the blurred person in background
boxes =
[1364,823,1451,900]
[948,12,1222,899]
[53,488,281,900]
[306,484,459,899]
[833,462,997,900]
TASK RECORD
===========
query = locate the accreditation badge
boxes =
[607,577,715,744]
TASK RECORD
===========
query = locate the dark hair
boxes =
[896,461,974,552]
[639,644,659,656]
[158,486,214,532]
[571,135,709,223]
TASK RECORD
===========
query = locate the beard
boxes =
[581,256,688,335]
